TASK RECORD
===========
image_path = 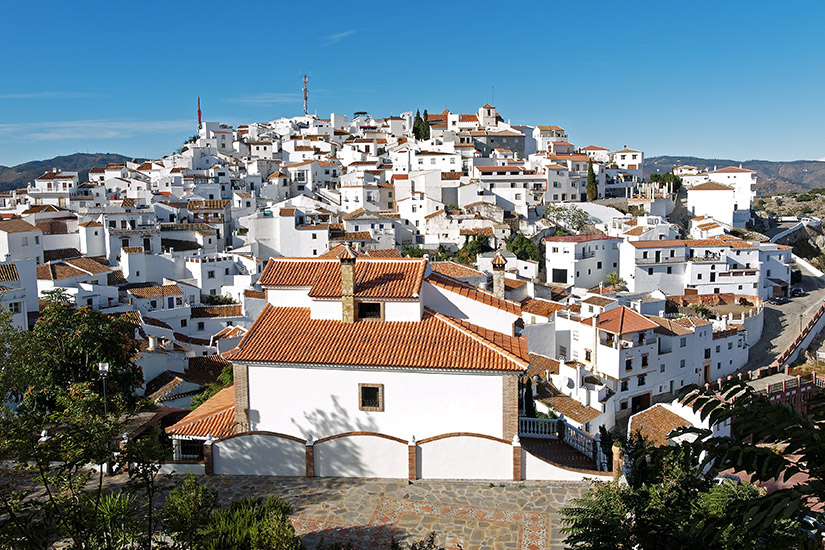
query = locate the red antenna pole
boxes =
[197,97,202,125]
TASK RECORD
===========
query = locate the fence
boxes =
[203,430,610,481]
[518,416,608,471]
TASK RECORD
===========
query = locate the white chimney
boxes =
[148,335,158,350]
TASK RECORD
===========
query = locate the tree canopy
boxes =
[505,234,540,262]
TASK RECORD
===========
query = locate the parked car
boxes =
[769,296,790,305]
[791,287,805,297]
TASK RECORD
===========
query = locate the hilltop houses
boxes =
[3,101,789,480]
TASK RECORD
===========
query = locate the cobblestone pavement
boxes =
[203,476,591,550]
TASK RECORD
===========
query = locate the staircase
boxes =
[518,417,608,472]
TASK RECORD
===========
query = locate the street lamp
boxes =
[98,362,109,416]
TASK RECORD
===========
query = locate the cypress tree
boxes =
[421,109,430,140]
[413,109,422,140]
[586,160,598,201]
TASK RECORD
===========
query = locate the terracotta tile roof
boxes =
[628,404,689,446]
[582,305,658,335]
[426,272,521,315]
[0,264,19,282]
[187,200,230,210]
[259,258,426,300]
[108,270,128,286]
[143,316,173,329]
[279,208,295,216]
[165,385,236,438]
[504,278,527,290]
[79,221,103,228]
[581,145,607,151]
[672,316,712,329]
[581,296,615,307]
[122,246,144,254]
[690,182,734,192]
[441,172,462,180]
[65,257,109,275]
[330,231,372,241]
[460,227,495,237]
[540,385,601,425]
[186,355,230,384]
[37,262,85,281]
[128,284,184,298]
[190,305,243,318]
[431,261,484,278]
[224,305,527,371]
[318,245,401,259]
[630,237,756,250]
[624,226,647,236]
[244,289,265,299]
[521,298,565,317]
[647,316,695,336]
[527,353,560,378]
[709,166,753,174]
[0,219,38,234]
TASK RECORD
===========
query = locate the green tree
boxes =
[412,110,423,140]
[586,161,598,201]
[16,289,142,415]
[505,234,540,262]
[544,203,566,229]
[420,110,431,140]
[562,436,813,549]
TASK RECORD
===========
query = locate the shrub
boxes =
[162,472,218,549]
[201,496,300,550]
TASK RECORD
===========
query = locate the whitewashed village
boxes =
[3,98,812,485]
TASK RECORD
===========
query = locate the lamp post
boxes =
[98,362,109,416]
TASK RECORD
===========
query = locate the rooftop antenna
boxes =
[302,74,309,116]
[197,97,202,126]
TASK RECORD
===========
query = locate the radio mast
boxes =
[302,74,309,116]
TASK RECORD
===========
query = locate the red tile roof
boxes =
[127,284,184,298]
[431,261,484,278]
[165,385,236,438]
[0,264,19,282]
[582,305,658,335]
[521,298,565,317]
[628,404,689,446]
[426,272,521,315]
[690,182,734,192]
[190,305,243,318]
[224,305,527,371]
[259,258,426,300]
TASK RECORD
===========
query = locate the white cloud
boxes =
[0,91,101,100]
[0,119,193,142]
[324,29,355,45]
[227,93,302,105]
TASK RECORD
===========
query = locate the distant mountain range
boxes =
[645,156,825,195]
[0,153,140,192]
[2,152,824,197]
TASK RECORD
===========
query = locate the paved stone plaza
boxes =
[203,476,592,549]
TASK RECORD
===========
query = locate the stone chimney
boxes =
[492,252,507,300]
[339,243,358,323]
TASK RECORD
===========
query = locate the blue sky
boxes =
[1,1,823,166]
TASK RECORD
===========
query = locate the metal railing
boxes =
[518,416,608,471]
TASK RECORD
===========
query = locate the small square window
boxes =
[181,319,187,328]
[359,383,384,411]
[197,321,205,331]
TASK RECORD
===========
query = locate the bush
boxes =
[201,294,238,306]
[162,472,218,549]
[796,193,813,202]
[201,496,300,550]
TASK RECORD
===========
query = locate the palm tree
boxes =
[605,272,626,288]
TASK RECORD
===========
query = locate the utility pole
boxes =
[302,74,309,116]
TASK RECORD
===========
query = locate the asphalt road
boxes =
[741,272,825,371]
